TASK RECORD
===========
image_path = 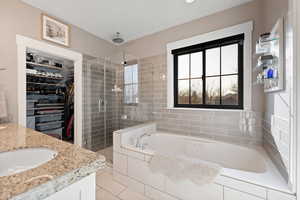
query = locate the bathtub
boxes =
[113,123,295,200]
[126,132,266,173]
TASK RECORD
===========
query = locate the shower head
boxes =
[112,32,124,44]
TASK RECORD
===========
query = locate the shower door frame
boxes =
[16,35,83,147]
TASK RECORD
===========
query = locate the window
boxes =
[172,34,244,109]
[124,64,138,104]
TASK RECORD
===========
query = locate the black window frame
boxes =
[172,34,244,110]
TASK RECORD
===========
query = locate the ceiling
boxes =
[22,0,253,45]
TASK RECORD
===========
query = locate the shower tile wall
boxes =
[116,54,264,145]
[105,63,119,146]
[83,59,118,151]
[116,61,154,129]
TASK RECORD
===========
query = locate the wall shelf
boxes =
[27,82,65,87]
[27,73,64,80]
[255,17,284,93]
[27,61,63,71]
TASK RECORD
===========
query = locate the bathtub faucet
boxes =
[136,132,151,149]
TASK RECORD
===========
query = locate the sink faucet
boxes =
[136,132,151,148]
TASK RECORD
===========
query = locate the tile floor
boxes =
[97,146,113,165]
[96,167,150,200]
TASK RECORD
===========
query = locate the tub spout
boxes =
[136,132,151,148]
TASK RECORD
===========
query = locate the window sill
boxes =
[124,103,138,107]
[167,107,247,112]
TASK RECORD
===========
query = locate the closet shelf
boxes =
[27,82,65,87]
[34,106,64,110]
[27,73,64,80]
[35,113,63,117]
[27,62,63,71]
[36,103,65,107]
[36,120,64,126]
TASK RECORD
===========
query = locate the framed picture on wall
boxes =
[41,14,70,47]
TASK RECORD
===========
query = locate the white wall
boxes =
[262,0,294,188]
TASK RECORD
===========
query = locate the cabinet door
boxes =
[45,173,96,200]
[224,187,264,200]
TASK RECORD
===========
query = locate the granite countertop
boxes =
[0,124,106,200]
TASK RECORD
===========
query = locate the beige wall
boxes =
[117,0,266,112]
[262,0,289,31]
[0,0,117,123]
[118,0,264,59]
[112,0,268,148]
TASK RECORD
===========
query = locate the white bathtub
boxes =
[125,132,266,173]
[113,123,295,200]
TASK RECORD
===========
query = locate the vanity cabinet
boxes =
[45,173,96,200]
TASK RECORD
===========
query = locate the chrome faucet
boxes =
[136,132,151,149]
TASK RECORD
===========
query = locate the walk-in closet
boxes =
[26,49,75,143]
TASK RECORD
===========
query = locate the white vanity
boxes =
[0,124,105,200]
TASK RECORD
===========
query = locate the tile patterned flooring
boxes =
[97,146,113,164]
[96,167,150,200]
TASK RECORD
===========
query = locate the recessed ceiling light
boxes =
[185,0,195,4]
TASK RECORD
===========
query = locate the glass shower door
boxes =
[82,57,117,154]
[83,58,106,151]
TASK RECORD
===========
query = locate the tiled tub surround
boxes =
[263,115,290,184]
[113,123,295,200]
[116,54,264,146]
[0,124,105,200]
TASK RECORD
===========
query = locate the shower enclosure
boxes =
[82,55,154,164]
[82,57,118,152]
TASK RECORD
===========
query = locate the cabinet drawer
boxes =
[224,187,264,200]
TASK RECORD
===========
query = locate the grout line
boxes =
[117,187,128,197]
[98,183,124,199]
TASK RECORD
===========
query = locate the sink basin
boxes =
[0,148,58,177]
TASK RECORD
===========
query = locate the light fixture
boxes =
[112,32,124,44]
[185,0,195,3]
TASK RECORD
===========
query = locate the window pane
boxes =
[191,79,203,104]
[222,75,238,105]
[206,77,220,105]
[206,47,220,76]
[124,67,132,84]
[132,84,138,103]
[132,64,138,83]
[124,85,132,104]
[221,44,238,75]
[191,52,203,78]
[178,54,189,79]
[178,80,189,104]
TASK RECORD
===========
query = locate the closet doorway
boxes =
[16,35,83,146]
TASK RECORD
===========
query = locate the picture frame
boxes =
[41,14,70,47]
